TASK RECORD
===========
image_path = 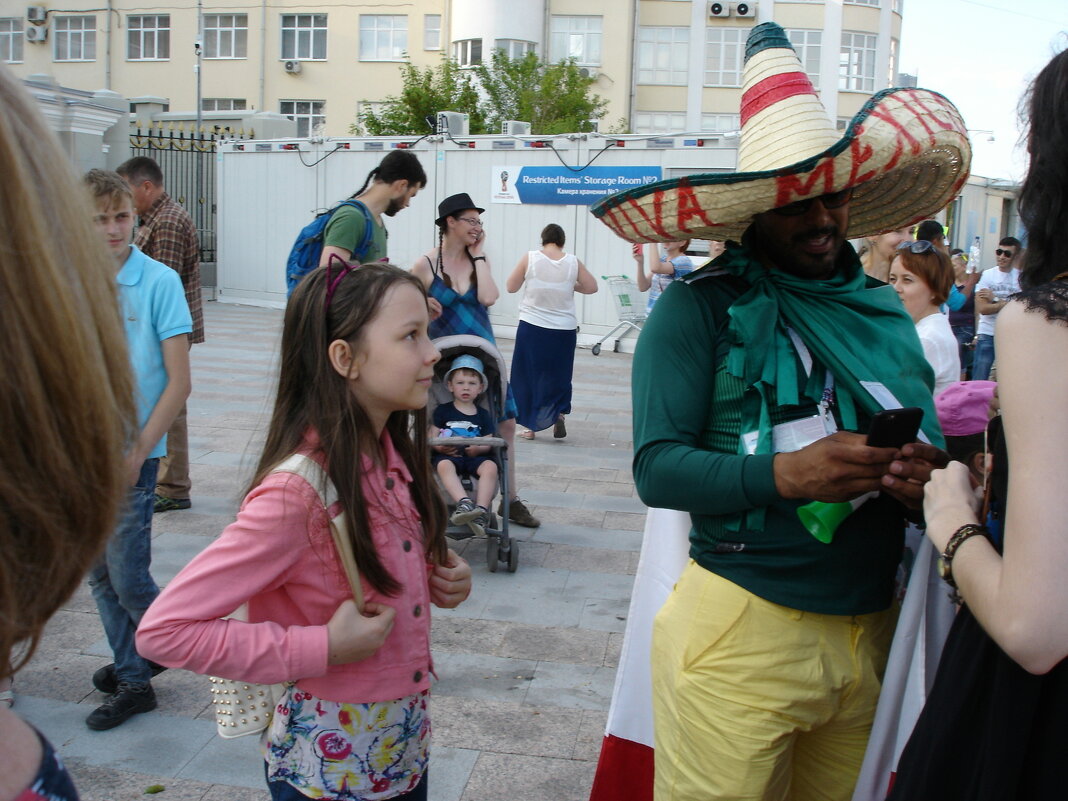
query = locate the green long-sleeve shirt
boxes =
[632,269,905,615]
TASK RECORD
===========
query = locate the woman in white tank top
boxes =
[505,224,599,439]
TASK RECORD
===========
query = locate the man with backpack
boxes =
[287,151,427,295]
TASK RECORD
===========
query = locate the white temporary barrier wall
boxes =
[216,133,737,348]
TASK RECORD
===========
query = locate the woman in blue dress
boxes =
[411,193,540,529]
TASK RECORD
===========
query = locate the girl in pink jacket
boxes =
[137,261,472,801]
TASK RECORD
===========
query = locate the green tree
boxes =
[352,59,486,136]
[473,50,607,135]
[352,51,608,136]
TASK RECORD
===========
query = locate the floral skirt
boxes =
[264,685,430,800]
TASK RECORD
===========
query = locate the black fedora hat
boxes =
[436,193,485,225]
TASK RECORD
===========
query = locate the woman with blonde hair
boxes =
[0,65,135,800]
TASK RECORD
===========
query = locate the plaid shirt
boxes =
[134,192,204,343]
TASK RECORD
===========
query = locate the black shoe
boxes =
[86,682,157,730]
[553,416,567,439]
[154,495,191,513]
[93,661,168,695]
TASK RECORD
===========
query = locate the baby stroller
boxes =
[429,334,518,573]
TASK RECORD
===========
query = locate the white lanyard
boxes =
[786,327,837,434]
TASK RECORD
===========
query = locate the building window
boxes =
[549,16,602,67]
[840,31,876,92]
[54,15,96,61]
[280,99,325,137]
[634,111,686,134]
[495,39,535,60]
[127,15,169,60]
[1,18,23,63]
[202,98,247,111]
[704,27,745,87]
[701,113,740,133]
[453,38,482,67]
[893,0,903,12]
[887,37,898,88]
[281,15,327,61]
[637,27,689,85]
[844,0,880,5]
[786,29,822,90]
[424,14,441,50]
[360,15,407,61]
[204,14,247,59]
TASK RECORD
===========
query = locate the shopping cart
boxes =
[591,275,647,356]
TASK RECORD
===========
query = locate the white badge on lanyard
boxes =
[743,329,839,454]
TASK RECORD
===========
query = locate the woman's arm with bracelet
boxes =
[923,300,1068,674]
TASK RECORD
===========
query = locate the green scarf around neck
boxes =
[718,234,945,529]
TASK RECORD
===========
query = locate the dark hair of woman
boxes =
[541,224,566,247]
[1016,48,1068,290]
[434,213,479,292]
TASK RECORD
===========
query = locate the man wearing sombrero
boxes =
[592,23,970,801]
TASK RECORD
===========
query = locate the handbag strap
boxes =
[271,454,364,611]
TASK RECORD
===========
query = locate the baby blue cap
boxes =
[445,354,486,384]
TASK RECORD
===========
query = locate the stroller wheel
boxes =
[486,536,500,573]
[507,540,519,573]
[591,343,602,356]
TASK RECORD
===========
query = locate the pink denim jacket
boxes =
[136,431,435,703]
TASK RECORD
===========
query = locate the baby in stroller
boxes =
[431,354,499,537]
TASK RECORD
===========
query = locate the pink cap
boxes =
[935,381,997,436]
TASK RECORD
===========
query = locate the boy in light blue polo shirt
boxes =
[82,170,192,730]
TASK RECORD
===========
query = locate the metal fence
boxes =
[129,122,253,264]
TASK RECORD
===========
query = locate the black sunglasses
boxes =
[770,188,853,217]
[897,240,936,254]
[995,248,1014,257]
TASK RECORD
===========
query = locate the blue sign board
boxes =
[492,165,662,206]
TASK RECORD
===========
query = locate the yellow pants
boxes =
[651,562,895,801]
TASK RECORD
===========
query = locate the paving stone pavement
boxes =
[16,301,644,801]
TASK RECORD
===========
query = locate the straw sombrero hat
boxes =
[590,22,971,243]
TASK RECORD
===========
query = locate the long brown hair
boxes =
[251,262,447,594]
[0,65,136,679]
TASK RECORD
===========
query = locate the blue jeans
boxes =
[972,333,995,381]
[89,458,160,685]
[265,765,428,801]
[951,323,975,378]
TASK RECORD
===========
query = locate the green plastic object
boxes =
[796,500,853,544]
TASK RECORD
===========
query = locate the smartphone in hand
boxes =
[866,407,923,449]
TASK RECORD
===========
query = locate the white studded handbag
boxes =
[208,454,364,739]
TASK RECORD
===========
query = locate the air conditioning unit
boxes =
[436,111,470,137]
[501,120,531,136]
[283,60,302,74]
[578,66,599,80]
[709,2,730,17]
[26,24,48,42]
[26,6,46,23]
[733,2,756,17]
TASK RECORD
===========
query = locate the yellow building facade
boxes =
[2,0,901,137]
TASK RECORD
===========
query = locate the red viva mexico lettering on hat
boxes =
[589,22,971,244]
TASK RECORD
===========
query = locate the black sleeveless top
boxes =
[887,280,1068,801]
